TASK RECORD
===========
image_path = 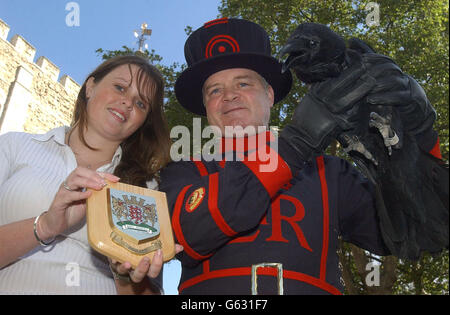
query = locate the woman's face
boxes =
[85,64,152,143]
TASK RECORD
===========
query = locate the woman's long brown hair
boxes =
[69,55,171,187]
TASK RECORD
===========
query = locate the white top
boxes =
[0,126,157,294]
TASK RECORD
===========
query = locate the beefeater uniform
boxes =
[161,18,447,295]
[160,131,442,295]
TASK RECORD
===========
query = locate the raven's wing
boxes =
[345,38,448,259]
[373,133,449,260]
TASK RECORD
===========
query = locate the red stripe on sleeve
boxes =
[242,145,292,198]
[208,172,238,237]
[172,184,212,261]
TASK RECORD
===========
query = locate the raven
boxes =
[280,23,400,167]
[280,22,449,260]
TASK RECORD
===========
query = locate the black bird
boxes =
[280,23,346,83]
[280,22,449,260]
[280,22,398,170]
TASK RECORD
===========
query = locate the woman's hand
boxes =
[38,167,120,239]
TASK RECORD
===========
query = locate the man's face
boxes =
[202,68,274,135]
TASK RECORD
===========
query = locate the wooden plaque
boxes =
[86,181,175,268]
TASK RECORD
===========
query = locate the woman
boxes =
[0,55,179,294]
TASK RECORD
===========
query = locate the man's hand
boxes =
[281,52,377,162]
[364,54,436,136]
[109,244,183,294]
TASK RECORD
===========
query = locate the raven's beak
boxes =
[279,39,310,74]
[279,42,294,74]
[279,42,294,60]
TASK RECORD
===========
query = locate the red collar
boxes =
[219,130,275,154]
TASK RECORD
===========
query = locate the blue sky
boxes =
[0,0,221,84]
[0,0,223,295]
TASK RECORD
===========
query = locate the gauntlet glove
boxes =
[280,55,376,162]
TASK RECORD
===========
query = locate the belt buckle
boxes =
[251,262,284,295]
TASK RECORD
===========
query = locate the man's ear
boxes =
[85,77,95,100]
[267,85,275,108]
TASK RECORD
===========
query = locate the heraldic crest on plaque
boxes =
[109,189,161,254]
[87,182,175,268]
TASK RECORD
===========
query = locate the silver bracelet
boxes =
[33,211,55,246]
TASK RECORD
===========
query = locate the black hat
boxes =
[175,18,292,116]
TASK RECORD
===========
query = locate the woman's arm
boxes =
[0,217,44,269]
[0,167,119,269]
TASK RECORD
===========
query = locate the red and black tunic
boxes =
[160,130,442,295]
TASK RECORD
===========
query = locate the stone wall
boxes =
[0,18,80,135]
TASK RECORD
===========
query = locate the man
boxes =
[160,18,446,294]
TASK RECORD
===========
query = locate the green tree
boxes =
[219,0,449,295]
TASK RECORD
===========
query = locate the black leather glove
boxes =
[363,54,436,136]
[280,55,377,162]
[349,39,437,136]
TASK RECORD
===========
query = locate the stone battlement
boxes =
[0,17,80,134]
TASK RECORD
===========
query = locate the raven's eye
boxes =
[310,40,318,48]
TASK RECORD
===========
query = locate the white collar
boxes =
[32,126,68,146]
[32,126,123,169]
